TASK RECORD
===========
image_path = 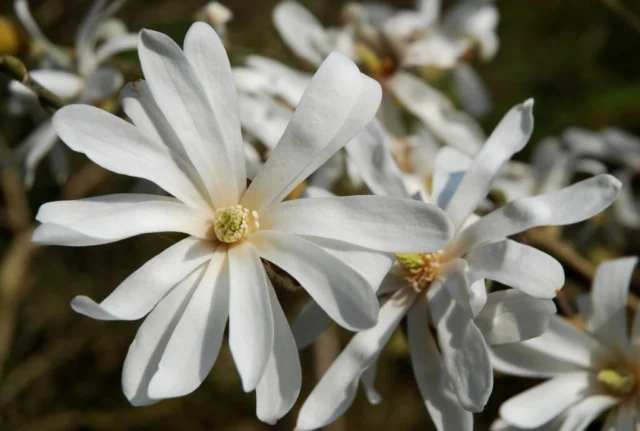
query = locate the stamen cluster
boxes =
[394,250,444,292]
[211,205,259,243]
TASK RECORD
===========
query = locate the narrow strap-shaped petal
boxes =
[94,33,138,65]
[256,282,302,424]
[588,256,638,350]
[558,395,620,431]
[33,194,210,246]
[273,1,328,65]
[465,239,565,299]
[451,64,492,117]
[147,247,230,399]
[249,230,378,331]
[499,372,594,429]
[490,341,582,379]
[69,237,214,320]
[476,290,557,345]
[9,70,83,101]
[121,265,205,406]
[184,22,246,201]
[408,293,473,431]
[138,28,240,208]
[443,99,534,230]
[53,105,212,211]
[227,241,274,392]
[360,362,382,405]
[295,287,416,431]
[242,52,381,214]
[432,147,473,209]
[454,174,622,254]
[260,195,453,253]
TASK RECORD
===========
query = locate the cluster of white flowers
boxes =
[2,0,639,429]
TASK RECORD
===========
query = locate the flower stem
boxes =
[0,55,65,113]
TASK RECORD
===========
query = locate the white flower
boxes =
[4,0,138,187]
[492,256,640,430]
[32,23,455,423]
[294,100,622,431]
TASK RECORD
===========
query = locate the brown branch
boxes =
[60,161,110,201]
[0,56,65,114]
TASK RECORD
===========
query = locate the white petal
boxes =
[490,342,583,379]
[261,195,454,253]
[138,28,240,207]
[614,170,640,229]
[184,22,246,199]
[295,287,415,431]
[227,241,274,392]
[444,99,534,229]
[442,1,500,60]
[146,247,229,399]
[416,0,440,25]
[10,70,83,101]
[360,362,382,405]
[16,120,59,188]
[452,64,491,117]
[33,194,210,246]
[52,105,211,211]
[122,265,205,406]
[439,259,475,318]
[500,372,593,429]
[94,33,139,65]
[70,237,214,320]
[249,230,378,331]
[476,290,557,345]
[466,239,564,299]
[242,52,381,214]
[256,283,302,424]
[559,395,620,431]
[614,401,636,430]
[388,72,485,155]
[244,55,311,106]
[429,284,492,412]
[81,67,124,103]
[273,1,328,65]
[291,299,332,350]
[237,94,290,150]
[345,119,410,198]
[455,174,622,253]
[432,147,473,209]
[407,294,473,431]
[588,257,638,350]
[402,33,470,69]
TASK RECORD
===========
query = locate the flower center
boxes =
[597,368,636,397]
[394,251,443,292]
[209,205,259,243]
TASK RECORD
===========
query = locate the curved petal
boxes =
[273,1,328,65]
[261,195,454,253]
[476,290,557,345]
[249,230,378,331]
[587,257,638,350]
[490,342,583,379]
[237,94,290,150]
[455,174,622,253]
[81,67,124,103]
[242,52,381,214]
[558,395,620,431]
[121,265,204,406]
[52,105,212,211]
[499,372,593,429]
[138,28,240,207]
[147,247,230,399]
[465,239,564,299]
[452,64,491,117]
[94,33,139,65]
[295,287,415,431]
[408,294,473,431]
[256,282,302,424]
[244,55,311,106]
[9,70,83,101]
[443,99,534,229]
[69,237,214,320]
[33,194,210,246]
[360,361,382,405]
[227,241,274,392]
[15,120,59,188]
[432,147,473,209]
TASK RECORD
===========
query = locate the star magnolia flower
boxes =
[293,101,623,431]
[492,257,640,431]
[3,0,138,187]
[32,23,455,423]
[273,0,495,116]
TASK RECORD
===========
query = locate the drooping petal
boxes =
[121,265,205,406]
[256,283,302,424]
[273,1,328,65]
[52,105,212,211]
[408,293,473,431]
[184,22,246,199]
[465,239,564,299]
[443,99,534,229]
[138,28,240,207]
[261,195,453,253]
[146,247,229,399]
[558,395,620,431]
[455,174,622,253]
[476,290,557,345]
[227,241,274,392]
[70,237,214,320]
[249,230,378,331]
[499,372,594,429]
[33,194,210,246]
[295,287,416,431]
[242,52,381,214]
[587,256,638,350]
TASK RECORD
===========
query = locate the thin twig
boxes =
[602,0,640,34]
[0,55,65,113]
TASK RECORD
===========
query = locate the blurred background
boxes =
[0,0,639,430]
